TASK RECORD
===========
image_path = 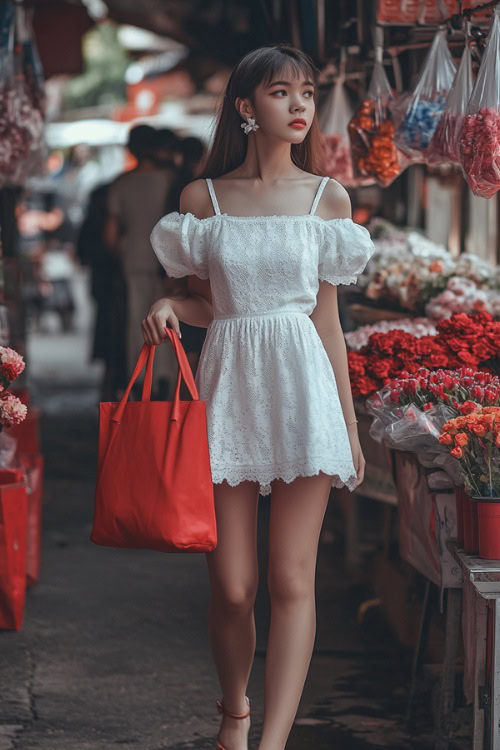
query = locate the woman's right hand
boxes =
[141,297,181,346]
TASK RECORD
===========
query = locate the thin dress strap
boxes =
[309,176,330,216]
[205,178,221,216]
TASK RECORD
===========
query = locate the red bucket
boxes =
[477,501,500,560]
[463,494,479,555]
[454,487,466,544]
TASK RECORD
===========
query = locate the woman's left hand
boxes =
[347,424,366,488]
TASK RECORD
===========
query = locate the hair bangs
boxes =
[259,54,315,90]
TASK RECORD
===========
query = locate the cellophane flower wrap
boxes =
[394,27,456,161]
[439,407,500,497]
[459,5,500,199]
[427,41,474,165]
[366,366,499,450]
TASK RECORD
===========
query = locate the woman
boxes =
[143,44,375,750]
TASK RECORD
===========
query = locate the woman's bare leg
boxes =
[205,479,260,750]
[257,472,332,750]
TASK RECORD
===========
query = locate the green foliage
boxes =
[63,22,130,110]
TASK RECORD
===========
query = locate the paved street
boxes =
[0,272,446,749]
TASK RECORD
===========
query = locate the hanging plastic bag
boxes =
[319,50,368,187]
[427,39,474,165]
[348,51,403,187]
[394,27,456,160]
[0,5,44,187]
[319,72,359,186]
[459,5,500,199]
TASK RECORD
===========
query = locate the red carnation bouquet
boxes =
[365,364,500,489]
[349,310,500,398]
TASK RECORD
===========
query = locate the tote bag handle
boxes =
[112,328,200,424]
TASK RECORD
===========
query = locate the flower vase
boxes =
[472,496,500,560]
[454,486,466,544]
[462,493,479,555]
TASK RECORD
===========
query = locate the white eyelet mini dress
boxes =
[150,176,376,496]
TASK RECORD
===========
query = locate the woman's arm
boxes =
[310,180,365,486]
[143,181,214,345]
[310,284,356,425]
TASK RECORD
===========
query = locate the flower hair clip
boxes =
[241,117,259,135]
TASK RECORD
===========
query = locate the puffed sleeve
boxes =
[150,212,210,279]
[318,218,376,285]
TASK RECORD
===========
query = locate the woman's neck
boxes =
[234,135,301,182]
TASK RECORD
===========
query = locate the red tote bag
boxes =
[91,328,217,553]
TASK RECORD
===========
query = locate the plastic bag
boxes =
[459,5,500,199]
[348,57,403,187]
[427,41,474,165]
[319,74,359,186]
[0,5,45,188]
[394,27,456,160]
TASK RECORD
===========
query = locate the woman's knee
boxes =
[212,581,258,615]
[267,565,314,604]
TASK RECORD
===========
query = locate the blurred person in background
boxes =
[105,124,179,398]
[38,230,77,333]
[77,182,128,400]
[152,128,180,171]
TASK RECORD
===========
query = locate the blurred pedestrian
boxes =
[105,125,178,398]
[39,231,76,332]
[77,182,128,400]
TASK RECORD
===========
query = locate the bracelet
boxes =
[346,419,358,426]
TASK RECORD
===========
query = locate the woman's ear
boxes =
[235,96,253,121]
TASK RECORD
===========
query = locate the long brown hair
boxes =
[198,44,325,179]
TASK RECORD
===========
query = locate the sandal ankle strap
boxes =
[216,695,250,719]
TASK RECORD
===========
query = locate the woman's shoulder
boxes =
[179,178,213,219]
[316,176,352,221]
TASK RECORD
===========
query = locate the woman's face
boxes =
[237,66,316,144]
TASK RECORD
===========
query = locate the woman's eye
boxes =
[271,89,314,97]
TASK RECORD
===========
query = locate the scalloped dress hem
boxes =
[210,458,358,497]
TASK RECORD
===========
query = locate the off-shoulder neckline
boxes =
[170,211,357,224]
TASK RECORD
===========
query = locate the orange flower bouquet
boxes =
[439,407,500,558]
[439,407,500,498]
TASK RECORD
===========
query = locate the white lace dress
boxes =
[151,176,376,496]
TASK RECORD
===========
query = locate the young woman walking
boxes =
[143,43,375,750]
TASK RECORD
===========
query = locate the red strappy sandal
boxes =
[215,695,251,750]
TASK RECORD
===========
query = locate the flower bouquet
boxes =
[365,365,500,492]
[0,347,27,432]
[439,407,500,558]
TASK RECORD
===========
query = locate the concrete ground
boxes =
[0,269,461,749]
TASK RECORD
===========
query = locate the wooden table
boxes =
[448,541,500,750]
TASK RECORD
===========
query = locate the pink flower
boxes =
[0,393,27,426]
[0,347,25,381]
